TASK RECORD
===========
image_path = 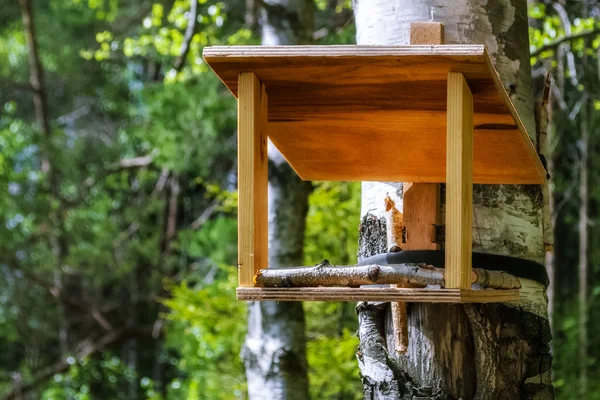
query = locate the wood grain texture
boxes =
[403,181,440,251]
[204,45,545,184]
[236,287,520,303]
[445,72,473,289]
[256,84,268,275]
[237,73,268,286]
[410,22,444,45]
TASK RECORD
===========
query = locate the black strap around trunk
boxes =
[358,250,549,287]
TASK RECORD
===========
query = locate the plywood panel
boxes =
[204,45,546,184]
[267,110,539,183]
[236,287,520,303]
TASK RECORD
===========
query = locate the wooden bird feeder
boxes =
[203,22,545,304]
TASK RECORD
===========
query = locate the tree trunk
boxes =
[352,1,554,398]
[545,92,555,358]
[241,1,313,399]
[18,2,71,396]
[578,97,588,398]
[578,1,590,390]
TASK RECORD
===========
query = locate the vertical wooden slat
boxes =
[238,72,268,287]
[445,72,473,289]
[256,84,268,274]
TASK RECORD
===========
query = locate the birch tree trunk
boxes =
[353,1,554,398]
[241,1,313,399]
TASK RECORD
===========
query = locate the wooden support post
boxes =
[389,22,445,354]
[445,72,473,289]
[403,183,440,251]
[410,21,444,45]
[237,73,268,287]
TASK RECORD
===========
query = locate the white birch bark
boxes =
[353,1,554,398]
[241,1,313,399]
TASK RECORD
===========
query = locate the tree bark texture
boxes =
[353,1,554,398]
[254,262,521,290]
[241,1,313,399]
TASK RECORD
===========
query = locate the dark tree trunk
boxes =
[352,1,554,398]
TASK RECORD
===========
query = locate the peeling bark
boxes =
[353,1,554,398]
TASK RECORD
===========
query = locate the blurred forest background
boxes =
[0,0,598,399]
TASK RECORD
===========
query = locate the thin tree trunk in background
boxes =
[546,110,555,346]
[18,1,71,392]
[353,1,554,398]
[18,0,51,172]
[127,268,139,399]
[578,3,589,394]
[548,8,567,353]
[241,1,313,399]
[578,101,588,397]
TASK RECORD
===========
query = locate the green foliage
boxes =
[0,0,369,398]
[529,3,600,64]
[303,181,362,399]
[529,2,600,398]
[178,216,237,264]
[41,355,141,400]
[308,330,361,400]
[163,272,246,400]
[304,181,361,265]
[134,77,236,175]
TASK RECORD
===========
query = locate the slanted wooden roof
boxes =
[203,45,546,184]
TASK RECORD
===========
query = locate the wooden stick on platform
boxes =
[254,262,522,290]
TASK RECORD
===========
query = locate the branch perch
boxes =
[254,261,521,290]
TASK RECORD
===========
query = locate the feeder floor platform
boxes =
[236,287,520,303]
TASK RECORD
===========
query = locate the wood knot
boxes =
[367,265,380,282]
[280,276,293,288]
